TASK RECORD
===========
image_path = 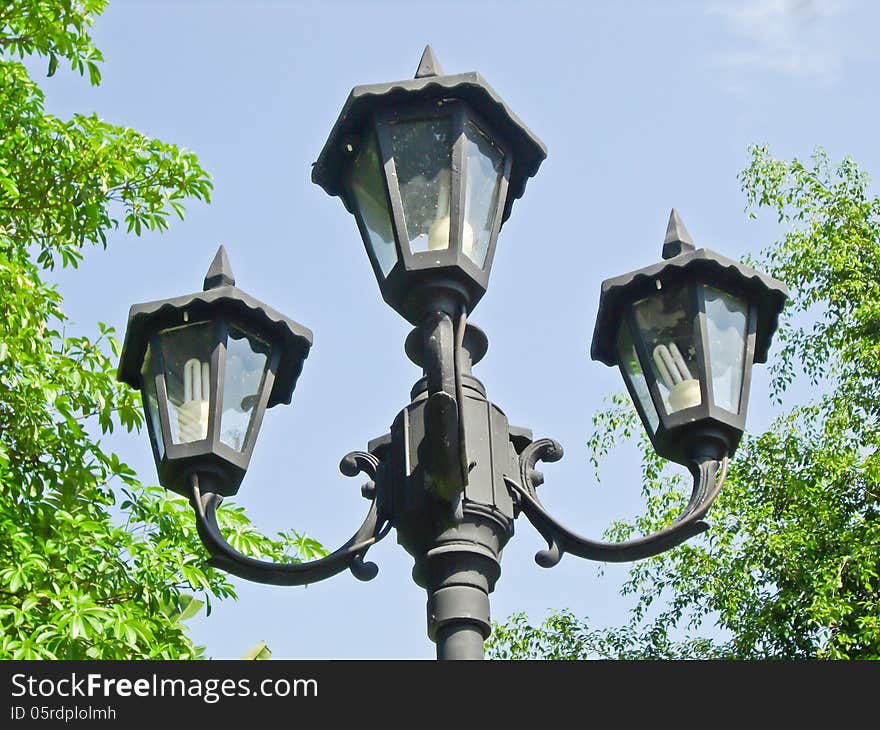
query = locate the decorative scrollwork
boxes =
[518,438,564,502]
[507,437,728,566]
[189,450,389,586]
[339,450,380,481]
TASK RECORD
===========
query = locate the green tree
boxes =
[487,146,880,660]
[0,0,323,659]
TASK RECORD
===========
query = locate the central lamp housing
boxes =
[312,46,546,324]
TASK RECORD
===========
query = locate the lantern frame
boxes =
[141,319,281,496]
[360,100,515,320]
[616,279,759,464]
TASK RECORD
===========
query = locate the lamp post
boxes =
[117,47,788,660]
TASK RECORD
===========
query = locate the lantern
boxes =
[117,247,312,496]
[312,45,546,324]
[591,210,788,465]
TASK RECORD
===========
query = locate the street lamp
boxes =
[117,47,788,660]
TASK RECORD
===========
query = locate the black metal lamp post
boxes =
[118,47,788,660]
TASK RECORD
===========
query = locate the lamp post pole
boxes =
[117,48,788,660]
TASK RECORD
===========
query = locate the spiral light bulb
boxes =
[176,357,210,442]
[652,343,701,412]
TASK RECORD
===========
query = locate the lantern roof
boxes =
[591,210,789,368]
[117,246,313,408]
[312,45,547,226]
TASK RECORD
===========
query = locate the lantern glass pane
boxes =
[220,327,271,452]
[159,322,215,444]
[634,286,703,414]
[389,117,453,253]
[704,286,749,413]
[140,344,164,459]
[349,132,397,276]
[463,121,504,269]
[617,319,659,433]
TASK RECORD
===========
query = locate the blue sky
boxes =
[34,0,880,658]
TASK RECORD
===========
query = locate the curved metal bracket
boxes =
[507,438,728,566]
[190,451,390,586]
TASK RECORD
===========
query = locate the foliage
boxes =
[240,640,272,660]
[0,0,323,659]
[487,610,720,660]
[488,146,880,660]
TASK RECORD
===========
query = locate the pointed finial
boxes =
[415,45,444,79]
[203,245,236,290]
[662,209,696,259]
